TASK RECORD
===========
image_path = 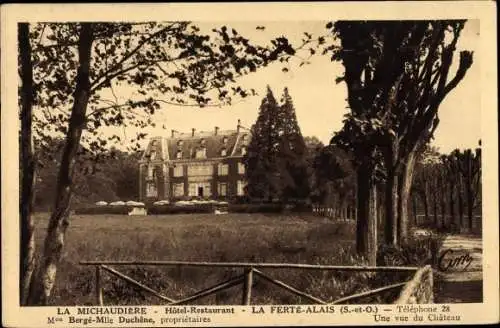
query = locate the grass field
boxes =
[33,212,408,305]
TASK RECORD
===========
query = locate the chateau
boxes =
[139,120,250,202]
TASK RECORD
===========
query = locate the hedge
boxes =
[74,202,313,216]
[74,205,135,215]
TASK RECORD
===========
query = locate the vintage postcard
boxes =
[1,1,498,327]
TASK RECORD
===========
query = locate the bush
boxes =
[148,203,215,215]
[228,203,284,213]
[74,205,132,215]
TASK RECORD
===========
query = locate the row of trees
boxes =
[245,86,310,202]
[327,21,474,264]
[412,144,482,231]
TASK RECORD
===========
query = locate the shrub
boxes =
[148,203,215,215]
[228,203,284,213]
[74,205,132,215]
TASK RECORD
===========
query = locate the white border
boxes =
[2,2,498,327]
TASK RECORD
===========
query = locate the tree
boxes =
[277,87,310,202]
[303,136,324,202]
[19,22,37,306]
[454,145,482,230]
[20,22,297,305]
[245,87,310,202]
[245,86,281,201]
[313,144,356,219]
[326,20,474,248]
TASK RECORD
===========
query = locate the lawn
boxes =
[32,212,405,305]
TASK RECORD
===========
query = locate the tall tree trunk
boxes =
[384,142,399,246]
[448,181,455,228]
[422,192,429,223]
[27,24,94,305]
[457,176,464,231]
[356,165,377,265]
[19,22,37,306]
[412,194,418,226]
[432,188,439,226]
[466,186,474,230]
[384,173,398,245]
[397,151,416,244]
[440,183,447,228]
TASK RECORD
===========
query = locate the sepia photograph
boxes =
[2,2,498,327]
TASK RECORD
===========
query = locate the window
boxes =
[146,182,157,197]
[237,180,247,196]
[200,138,206,146]
[218,183,227,197]
[222,136,228,145]
[196,147,206,159]
[188,183,197,197]
[173,165,183,177]
[218,164,229,176]
[150,151,157,160]
[188,165,213,176]
[238,162,245,174]
[242,134,248,142]
[176,150,182,159]
[221,148,227,156]
[147,166,154,178]
[189,182,211,197]
[173,183,184,197]
[177,140,183,147]
[241,147,247,155]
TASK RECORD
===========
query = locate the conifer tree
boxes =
[278,88,310,202]
[245,86,310,203]
[245,86,281,201]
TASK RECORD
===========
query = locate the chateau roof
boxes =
[141,126,251,162]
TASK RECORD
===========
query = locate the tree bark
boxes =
[356,164,377,265]
[19,22,37,306]
[384,172,398,245]
[412,194,418,226]
[440,180,447,228]
[397,150,416,244]
[457,175,464,231]
[467,186,474,230]
[27,23,94,305]
[448,180,456,228]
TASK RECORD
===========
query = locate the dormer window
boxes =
[242,134,248,142]
[176,150,182,159]
[241,146,247,155]
[222,136,228,145]
[150,151,157,160]
[177,140,183,147]
[221,148,227,156]
[200,138,206,146]
[196,147,206,159]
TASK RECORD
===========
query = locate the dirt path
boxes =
[434,234,483,303]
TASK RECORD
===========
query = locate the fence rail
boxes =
[80,261,427,306]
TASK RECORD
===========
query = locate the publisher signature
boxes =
[438,248,473,272]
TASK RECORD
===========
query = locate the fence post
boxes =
[96,265,104,306]
[241,268,253,305]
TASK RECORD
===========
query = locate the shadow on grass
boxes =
[434,280,483,303]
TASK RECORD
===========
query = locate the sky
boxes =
[109,20,480,154]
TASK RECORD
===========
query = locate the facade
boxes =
[139,120,250,202]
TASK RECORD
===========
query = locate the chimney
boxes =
[171,129,177,138]
[192,128,196,136]
[237,119,241,133]
[214,126,219,136]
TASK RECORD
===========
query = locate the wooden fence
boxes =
[395,265,433,304]
[312,204,356,222]
[80,261,431,305]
